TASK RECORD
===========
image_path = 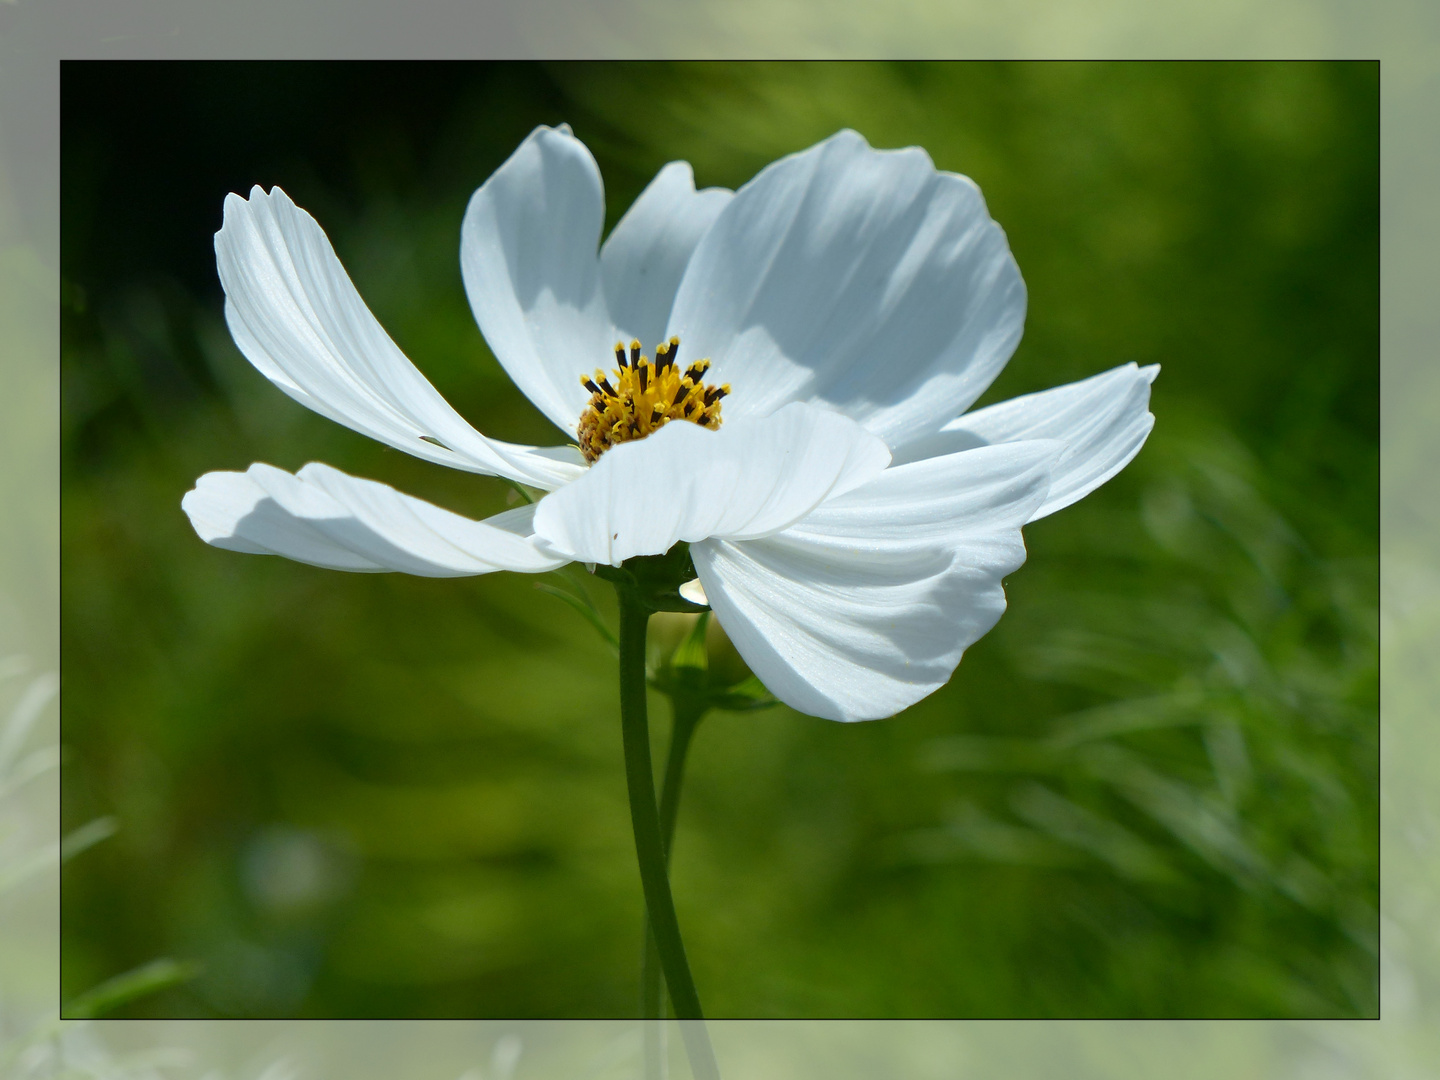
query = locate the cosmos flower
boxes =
[183,125,1156,722]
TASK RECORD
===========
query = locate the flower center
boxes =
[576,337,730,463]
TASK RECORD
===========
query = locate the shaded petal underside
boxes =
[182,462,567,577]
[600,160,733,354]
[895,363,1159,520]
[694,440,1061,722]
[461,125,615,436]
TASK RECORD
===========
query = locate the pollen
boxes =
[576,337,729,463]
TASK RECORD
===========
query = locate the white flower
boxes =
[183,126,1156,723]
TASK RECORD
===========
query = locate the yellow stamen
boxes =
[576,336,729,463]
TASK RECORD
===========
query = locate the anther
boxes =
[575,334,723,461]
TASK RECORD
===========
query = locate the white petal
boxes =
[893,363,1159,520]
[531,402,892,566]
[216,185,583,490]
[600,162,733,351]
[461,125,615,436]
[668,129,1026,450]
[181,462,569,577]
[692,440,1061,722]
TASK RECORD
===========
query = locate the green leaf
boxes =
[707,675,780,713]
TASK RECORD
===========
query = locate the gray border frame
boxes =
[4,5,1431,1074]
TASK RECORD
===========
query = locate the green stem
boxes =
[616,591,719,1080]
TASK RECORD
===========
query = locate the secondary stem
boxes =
[660,702,704,856]
[642,700,705,1020]
[616,590,719,1080]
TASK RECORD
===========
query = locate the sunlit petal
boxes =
[669,129,1025,451]
[532,402,892,566]
[216,185,583,490]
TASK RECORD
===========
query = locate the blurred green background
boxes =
[59,61,1377,1019]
